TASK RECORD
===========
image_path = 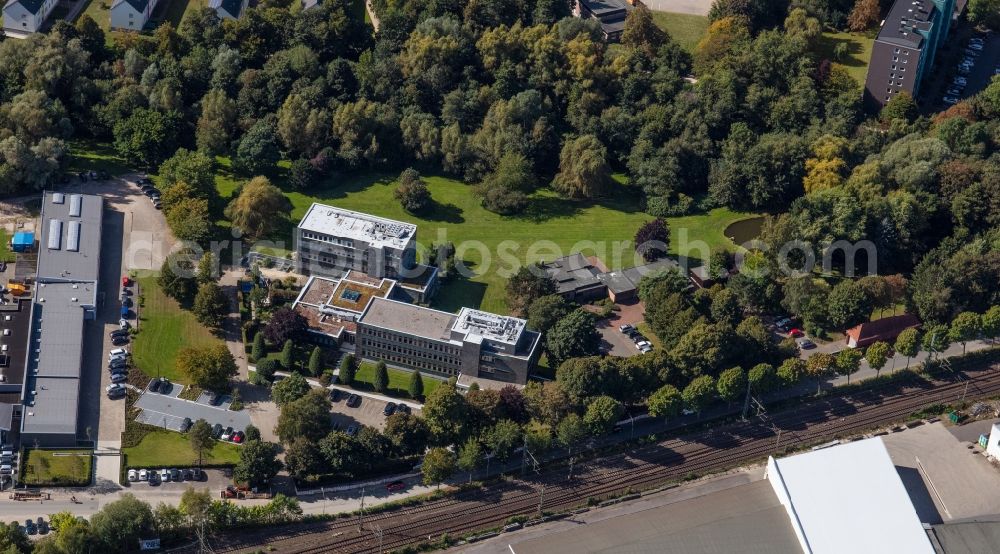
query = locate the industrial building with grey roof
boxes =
[19,192,103,446]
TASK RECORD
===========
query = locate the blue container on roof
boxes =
[11,232,34,252]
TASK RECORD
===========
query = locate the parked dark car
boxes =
[192,468,203,480]
[396,404,411,415]
[347,394,362,408]
[157,378,172,394]
[149,379,161,393]
[111,336,129,346]
[24,520,35,535]
[383,402,397,416]
[329,388,342,402]
[180,417,192,432]
[212,423,223,438]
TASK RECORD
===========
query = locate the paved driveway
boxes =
[329,387,395,431]
[135,391,251,432]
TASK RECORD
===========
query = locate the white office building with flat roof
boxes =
[295,203,419,281]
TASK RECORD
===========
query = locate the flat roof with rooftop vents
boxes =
[36,192,103,282]
[298,203,417,251]
[453,308,526,346]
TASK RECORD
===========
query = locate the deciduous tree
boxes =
[505,264,557,317]
[263,308,307,345]
[546,310,600,366]
[716,366,746,407]
[647,384,683,419]
[421,447,456,488]
[233,440,282,488]
[847,0,880,32]
[949,312,981,355]
[192,282,228,328]
[176,344,237,392]
[634,218,669,262]
[271,372,310,406]
[865,341,892,378]
[552,134,610,199]
[584,395,623,436]
[394,168,432,213]
[895,327,920,369]
[682,375,715,416]
[224,176,291,241]
[835,348,863,385]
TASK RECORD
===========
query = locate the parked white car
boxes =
[127,469,138,481]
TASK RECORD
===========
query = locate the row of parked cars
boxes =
[944,34,990,105]
[618,324,653,353]
[127,467,204,484]
[17,517,48,536]
[136,177,162,210]
[774,317,816,350]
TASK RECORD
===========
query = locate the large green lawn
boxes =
[20,449,93,487]
[816,31,875,87]
[353,362,442,399]
[124,429,241,467]
[132,276,224,382]
[651,12,710,54]
[67,140,133,176]
[220,172,753,312]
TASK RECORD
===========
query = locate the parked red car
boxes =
[386,481,406,493]
[122,276,131,287]
[788,328,804,338]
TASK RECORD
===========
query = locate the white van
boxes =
[108,348,128,359]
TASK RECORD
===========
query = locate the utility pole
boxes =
[537,484,545,517]
[357,486,365,532]
[741,376,753,420]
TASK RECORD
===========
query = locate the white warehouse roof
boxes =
[766,437,934,554]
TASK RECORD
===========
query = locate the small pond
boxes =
[724,216,765,247]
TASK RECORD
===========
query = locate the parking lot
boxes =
[932,30,998,107]
[328,387,420,432]
[123,467,232,490]
[135,386,251,433]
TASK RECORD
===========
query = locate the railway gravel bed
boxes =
[206,361,1000,553]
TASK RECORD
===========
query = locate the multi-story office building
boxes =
[863,0,955,111]
[356,298,541,385]
[295,203,418,280]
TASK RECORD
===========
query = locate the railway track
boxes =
[209,361,1000,554]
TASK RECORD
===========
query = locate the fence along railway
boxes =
[206,356,1000,554]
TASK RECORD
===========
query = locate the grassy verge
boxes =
[350,362,442,400]
[131,276,223,382]
[20,449,93,487]
[650,12,710,54]
[0,229,14,263]
[123,429,241,468]
[815,31,875,87]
